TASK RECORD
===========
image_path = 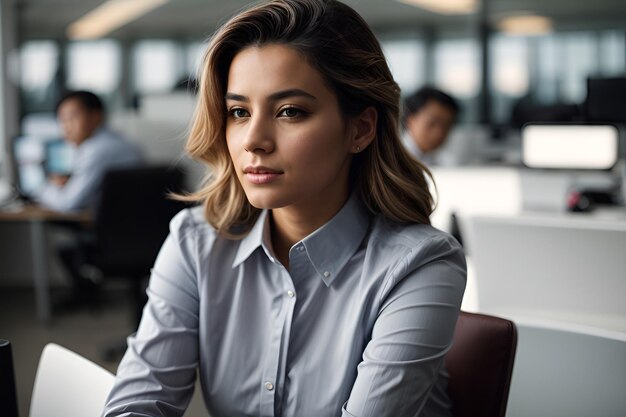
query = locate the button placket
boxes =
[261,266,296,416]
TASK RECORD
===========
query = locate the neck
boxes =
[270,192,349,270]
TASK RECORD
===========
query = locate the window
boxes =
[433,39,480,99]
[133,40,183,94]
[490,34,530,123]
[67,40,121,93]
[560,32,597,103]
[19,40,59,113]
[381,39,426,96]
[186,41,207,80]
[433,38,480,122]
[20,41,59,92]
[599,31,625,77]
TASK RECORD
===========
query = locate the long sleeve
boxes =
[102,211,201,417]
[342,235,466,417]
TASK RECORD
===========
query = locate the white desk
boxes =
[0,205,91,324]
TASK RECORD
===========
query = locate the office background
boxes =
[1,1,625,416]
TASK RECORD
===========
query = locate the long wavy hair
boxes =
[183,0,434,238]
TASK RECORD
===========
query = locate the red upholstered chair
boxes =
[445,311,518,417]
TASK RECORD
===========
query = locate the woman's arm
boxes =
[342,235,466,417]
[102,211,201,417]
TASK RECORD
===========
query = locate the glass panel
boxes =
[433,38,480,122]
[599,31,626,76]
[561,32,597,103]
[133,40,182,93]
[19,40,59,113]
[20,41,58,92]
[535,34,560,104]
[67,40,121,93]
[381,39,426,96]
[186,41,207,79]
[490,34,530,124]
[433,39,480,99]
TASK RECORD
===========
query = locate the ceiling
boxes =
[12,0,626,41]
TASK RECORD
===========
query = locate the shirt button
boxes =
[297,245,304,252]
[287,290,295,298]
[323,271,331,278]
[265,381,274,391]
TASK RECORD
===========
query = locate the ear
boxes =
[349,106,377,154]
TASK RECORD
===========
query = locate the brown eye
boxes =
[282,107,298,117]
[229,108,250,118]
[278,106,308,118]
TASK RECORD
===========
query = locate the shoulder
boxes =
[165,206,248,275]
[366,216,466,282]
[86,129,131,149]
[82,129,142,162]
[155,206,216,273]
[169,205,215,243]
[370,217,462,255]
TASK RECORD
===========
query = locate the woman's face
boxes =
[225,44,354,212]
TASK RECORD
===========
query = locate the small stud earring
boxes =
[355,146,361,152]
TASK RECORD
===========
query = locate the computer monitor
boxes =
[586,77,626,123]
[11,136,74,199]
[521,124,619,170]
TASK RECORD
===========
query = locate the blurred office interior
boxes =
[1,1,625,416]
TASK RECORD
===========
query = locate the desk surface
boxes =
[0,204,91,223]
[0,204,92,324]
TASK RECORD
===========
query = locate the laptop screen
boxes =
[45,139,74,176]
[11,136,74,198]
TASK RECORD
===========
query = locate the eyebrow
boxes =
[225,89,317,102]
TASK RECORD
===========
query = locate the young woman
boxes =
[103,1,466,416]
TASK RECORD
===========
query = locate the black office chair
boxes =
[89,165,188,324]
[84,165,188,359]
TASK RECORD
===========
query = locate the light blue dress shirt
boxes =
[103,194,466,417]
[35,128,143,212]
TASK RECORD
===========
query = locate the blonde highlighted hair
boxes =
[183,0,434,238]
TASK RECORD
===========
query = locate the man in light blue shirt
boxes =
[36,91,142,212]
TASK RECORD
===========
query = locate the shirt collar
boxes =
[233,193,370,286]
[300,193,370,286]
[232,210,268,268]
[232,195,370,285]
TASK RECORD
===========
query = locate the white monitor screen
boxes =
[522,124,619,170]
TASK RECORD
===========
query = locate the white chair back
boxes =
[29,343,115,417]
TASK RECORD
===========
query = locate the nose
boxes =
[242,114,275,154]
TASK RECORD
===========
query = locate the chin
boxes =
[244,190,292,210]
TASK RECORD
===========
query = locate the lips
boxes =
[244,166,282,174]
[243,166,283,184]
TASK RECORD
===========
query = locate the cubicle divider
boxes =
[467,212,626,417]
